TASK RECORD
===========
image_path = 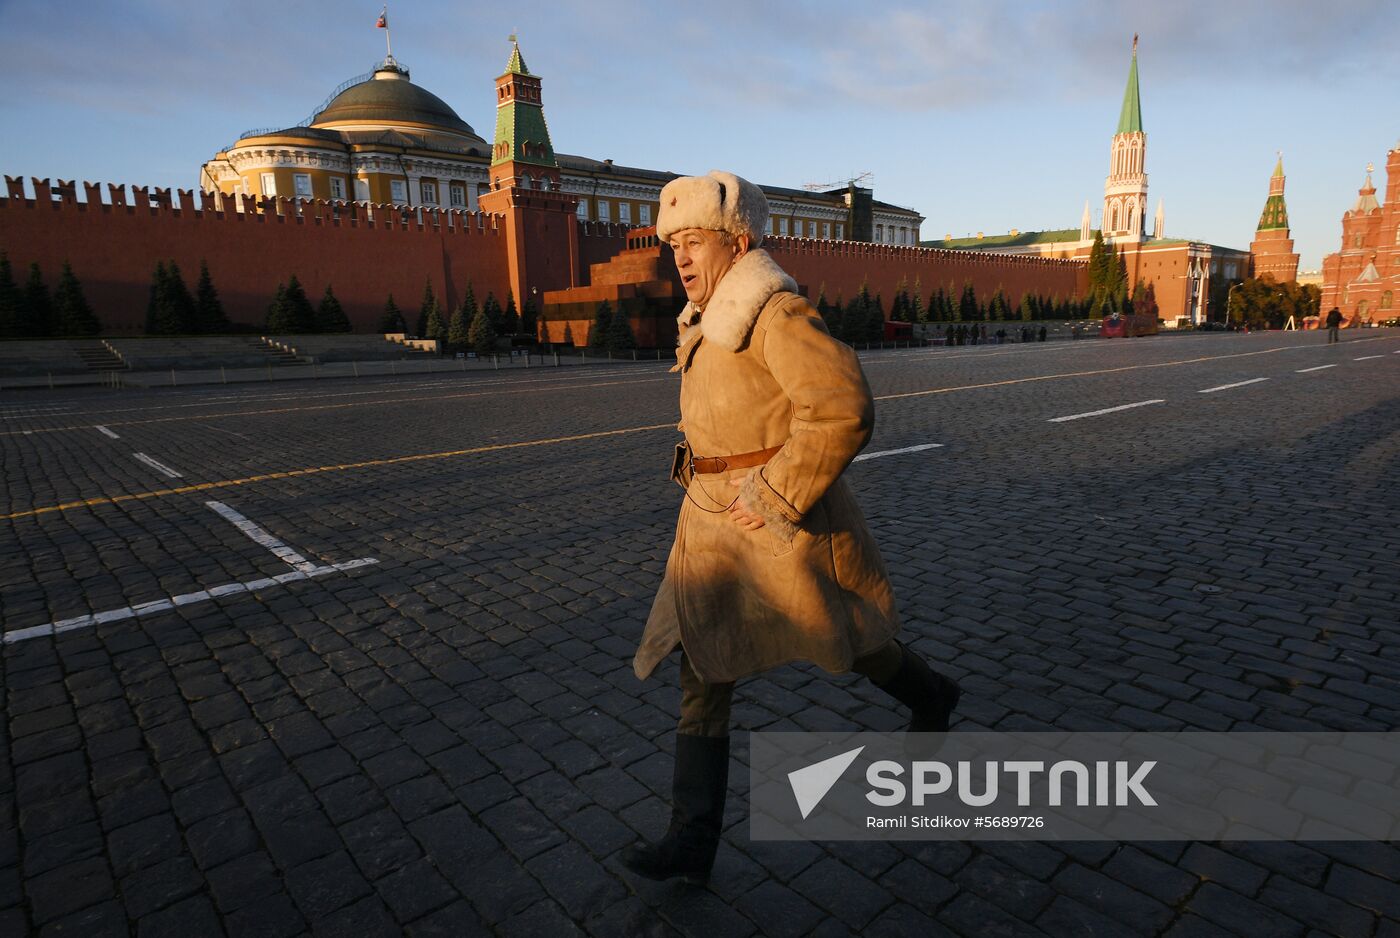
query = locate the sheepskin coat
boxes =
[634,248,901,684]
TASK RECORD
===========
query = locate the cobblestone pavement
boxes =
[1,331,1398,937]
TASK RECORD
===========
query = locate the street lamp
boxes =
[1226,281,1244,329]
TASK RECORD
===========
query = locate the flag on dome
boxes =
[376,7,387,28]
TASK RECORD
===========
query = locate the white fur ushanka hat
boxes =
[656,170,768,246]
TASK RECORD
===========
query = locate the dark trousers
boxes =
[1328,326,1340,343]
[677,641,904,738]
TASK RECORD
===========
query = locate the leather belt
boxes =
[690,445,783,475]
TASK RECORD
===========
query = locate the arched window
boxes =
[1357,300,1369,319]
[1382,290,1394,309]
[1127,199,1137,231]
[521,172,532,189]
[1110,203,1120,231]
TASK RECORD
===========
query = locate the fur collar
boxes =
[676,248,797,352]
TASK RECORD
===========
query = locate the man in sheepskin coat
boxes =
[623,170,960,884]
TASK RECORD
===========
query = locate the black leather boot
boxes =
[621,733,730,884]
[875,643,961,734]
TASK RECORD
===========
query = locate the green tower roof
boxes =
[1258,157,1289,231]
[505,40,530,75]
[1116,41,1143,135]
[1257,194,1289,231]
[492,42,555,169]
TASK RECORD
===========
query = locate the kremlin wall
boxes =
[0,176,1082,339]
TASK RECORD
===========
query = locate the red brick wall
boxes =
[761,236,1086,307]
[0,177,512,333]
[576,222,629,285]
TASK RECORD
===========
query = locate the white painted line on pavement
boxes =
[1296,365,1337,373]
[853,443,944,462]
[94,425,120,439]
[1353,355,1384,361]
[205,500,318,572]
[1198,378,1270,394]
[1048,400,1165,423]
[132,452,183,478]
[1,557,381,645]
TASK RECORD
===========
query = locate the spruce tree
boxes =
[145,261,168,335]
[447,297,471,350]
[378,294,406,333]
[911,277,925,323]
[194,261,230,333]
[1086,230,1110,302]
[958,282,978,322]
[165,262,196,334]
[53,262,101,336]
[561,321,575,347]
[606,305,636,351]
[868,293,886,342]
[481,292,504,333]
[890,277,910,322]
[280,275,316,332]
[503,292,519,334]
[1019,294,1035,322]
[265,283,290,333]
[820,298,842,339]
[22,263,54,337]
[589,300,613,349]
[467,303,497,356]
[520,297,538,340]
[316,285,351,333]
[423,296,447,342]
[416,280,436,337]
[0,252,22,338]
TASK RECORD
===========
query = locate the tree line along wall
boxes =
[0,177,513,334]
[763,236,1087,309]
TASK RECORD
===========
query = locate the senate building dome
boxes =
[200,55,494,210]
[309,62,483,142]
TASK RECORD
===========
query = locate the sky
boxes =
[2,0,1397,270]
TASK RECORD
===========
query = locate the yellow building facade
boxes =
[200,47,923,242]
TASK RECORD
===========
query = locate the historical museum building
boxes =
[199,43,924,247]
[920,39,1257,328]
[1319,144,1399,326]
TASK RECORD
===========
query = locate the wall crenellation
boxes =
[3,174,504,237]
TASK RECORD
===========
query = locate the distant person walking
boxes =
[1038,325,1047,342]
[1326,306,1343,343]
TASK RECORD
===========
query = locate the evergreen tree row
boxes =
[146,260,235,335]
[384,279,540,356]
[815,280,888,345]
[0,253,104,338]
[811,278,1100,344]
[263,275,350,334]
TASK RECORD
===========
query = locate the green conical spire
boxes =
[1116,36,1143,135]
[1272,155,1284,178]
[505,38,529,75]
